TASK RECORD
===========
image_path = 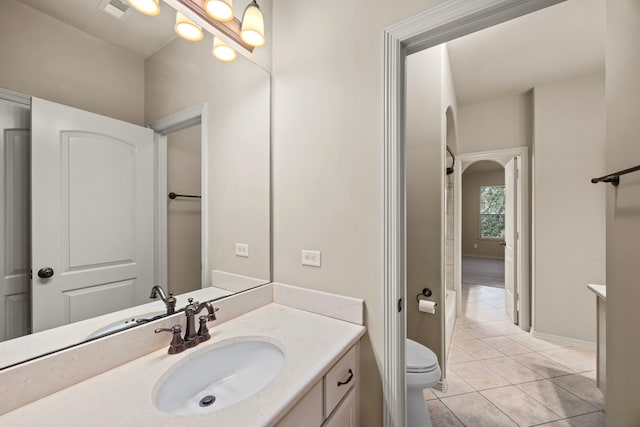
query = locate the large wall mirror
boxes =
[0,0,270,369]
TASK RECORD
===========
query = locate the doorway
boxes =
[148,103,209,292]
[382,1,559,425]
[454,148,529,331]
[166,124,203,295]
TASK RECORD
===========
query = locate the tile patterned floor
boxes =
[424,284,605,427]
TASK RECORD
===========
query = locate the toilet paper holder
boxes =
[416,288,434,302]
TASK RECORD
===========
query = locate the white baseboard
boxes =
[530,329,596,350]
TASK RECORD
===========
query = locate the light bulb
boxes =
[241,1,265,47]
[127,0,160,16]
[175,12,204,42]
[205,0,234,22]
[212,37,237,62]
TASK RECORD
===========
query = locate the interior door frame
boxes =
[382,1,562,425]
[0,88,32,341]
[148,103,208,290]
[454,147,530,331]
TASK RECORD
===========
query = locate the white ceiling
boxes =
[447,0,605,106]
[18,0,178,58]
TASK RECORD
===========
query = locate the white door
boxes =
[31,98,156,332]
[504,157,518,323]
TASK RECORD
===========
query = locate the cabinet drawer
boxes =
[324,345,357,418]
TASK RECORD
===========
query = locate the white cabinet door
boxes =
[504,157,518,323]
[324,388,356,427]
[31,98,156,332]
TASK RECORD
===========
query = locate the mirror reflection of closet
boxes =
[167,125,203,296]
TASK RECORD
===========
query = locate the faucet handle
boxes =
[197,315,211,342]
[155,325,186,354]
[154,325,181,335]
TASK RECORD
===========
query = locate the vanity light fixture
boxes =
[212,37,237,62]
[129,0,266,61]
[127,0,160,16]
[204,0,234,22]
[175,11,205,42]
[240,0,265,47]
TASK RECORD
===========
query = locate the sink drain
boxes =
[199,395,216,407]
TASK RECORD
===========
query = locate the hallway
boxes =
[425,284,605,427]
[462,256,505,289]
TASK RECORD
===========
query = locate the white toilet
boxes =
[406,338,441,427]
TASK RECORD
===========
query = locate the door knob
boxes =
[37,267,54,278]
[499,241,507,247]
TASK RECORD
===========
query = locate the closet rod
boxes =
[591,164,640,187]
[168,192,201,199]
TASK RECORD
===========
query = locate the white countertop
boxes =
[587,284,607,300]
[0,303,365,427]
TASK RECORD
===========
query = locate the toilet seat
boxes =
[406,338,438,373]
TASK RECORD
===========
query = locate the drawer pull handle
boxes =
[337,369,354,387]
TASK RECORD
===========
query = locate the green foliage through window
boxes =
[480,186,505,239]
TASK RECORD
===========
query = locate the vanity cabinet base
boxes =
[276,343,359,427]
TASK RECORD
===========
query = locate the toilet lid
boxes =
[406,339,439,373]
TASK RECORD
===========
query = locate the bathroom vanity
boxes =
[0,283,365,426]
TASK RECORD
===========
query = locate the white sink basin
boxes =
[154,340,285,416]
[86,311,166,339]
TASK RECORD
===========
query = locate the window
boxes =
[480,186,505,239]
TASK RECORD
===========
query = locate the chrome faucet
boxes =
[155,298,219,354]
[150,285,176,315]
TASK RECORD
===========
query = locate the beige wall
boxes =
[533,72,605,344]
[462,168,506,259]
[605,0,640,424]
[145,35,271,285]
[167,125,202,295]
[405,44,459,376]
[458,93,533,154]
[271,1,446,425]
[406,46,444,373]
[0,0,144,125]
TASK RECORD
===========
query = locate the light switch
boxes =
[301,250,321,267]
[236,243,249,257]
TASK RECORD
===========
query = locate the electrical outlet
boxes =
[301,250,321,267]
[474,243,478,249]
[235,243,249,257]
